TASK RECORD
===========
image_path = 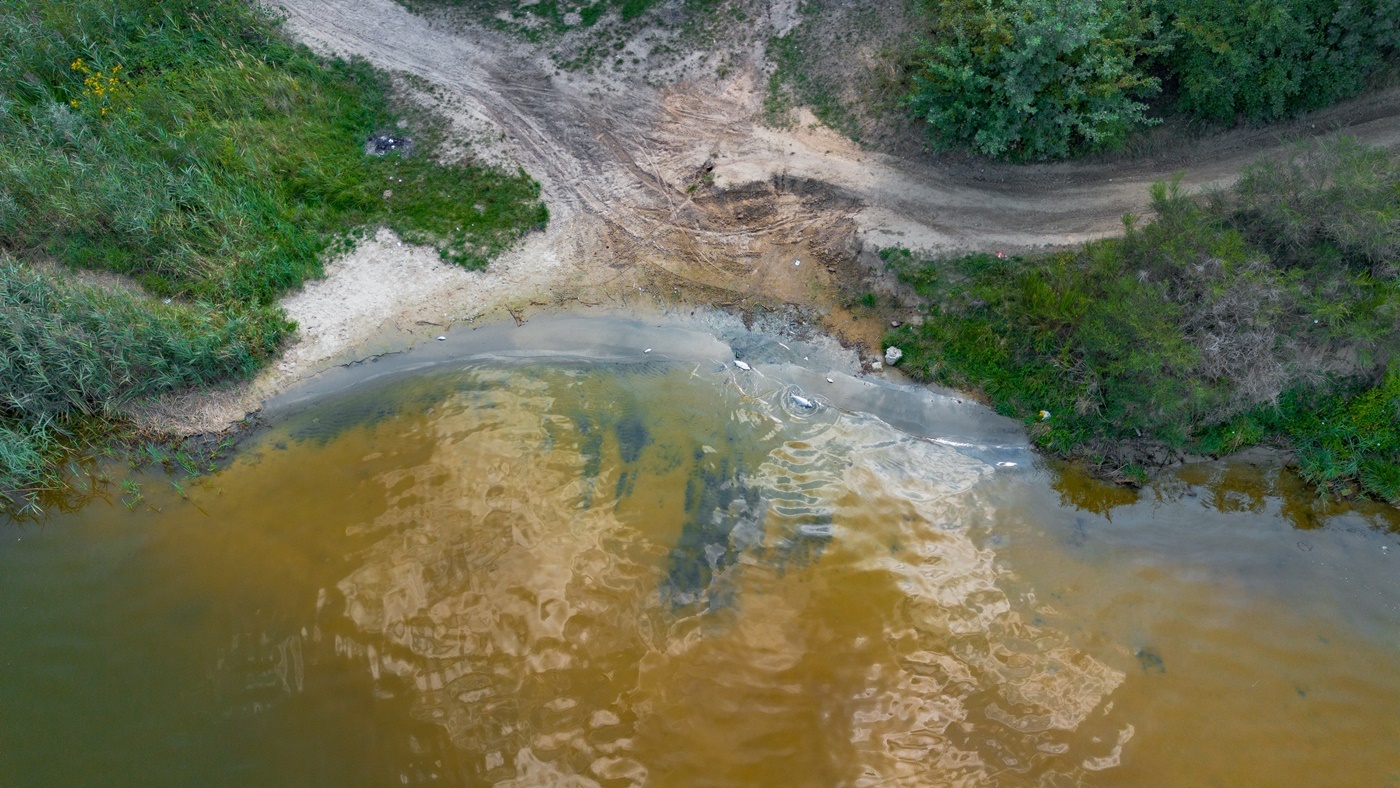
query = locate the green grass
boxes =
[764,30,862,140]
[760,1,923,148]
[884,140,1399,502]
[0,0,548,516]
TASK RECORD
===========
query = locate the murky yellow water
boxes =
[2,354,1398,785]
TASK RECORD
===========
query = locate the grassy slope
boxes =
[763,1,924,152]
[0,0,548,515]
[884,141,1399,503]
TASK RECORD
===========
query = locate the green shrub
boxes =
[0,0,549,516]
[1233,138,1400,277]
[906,0,1164,160]
[887,140,1399,499]
[1151,0,1400,124]
[0,259,283,510]
[898,0,1399,159]
[1196,368,1400,502]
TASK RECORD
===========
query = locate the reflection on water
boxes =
[1,353,1398,785]
[325,364,1127,784]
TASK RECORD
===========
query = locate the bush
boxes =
[1233,138,1400,278]
[886,140,1400,500]
[905,0,1164,160]
[1151,0,1400,124]
[899,0,1400,159]
[0,0,549,515]
[0,259,283,510]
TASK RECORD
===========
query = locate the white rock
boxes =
[884,346,904,365]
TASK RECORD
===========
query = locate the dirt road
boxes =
[277,0,1400,249]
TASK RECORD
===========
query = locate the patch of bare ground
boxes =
[138,0,1400,435]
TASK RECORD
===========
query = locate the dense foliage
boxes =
[906,0,1164,160]
[0,262,280,417]
[1153,0,1400,124]
[904,0,1400,159]
[0,0,548,515]
[886,141,1399,501]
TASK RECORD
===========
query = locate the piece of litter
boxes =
[644,348,652,353]
[884,346,904,366]
[792,395,814,409]
[1038,410,1052,420]
[436,336,446,341]
[794,260,801,266]
[826,377,834,384]
[996,461,1018,467]
[734,360,751,370]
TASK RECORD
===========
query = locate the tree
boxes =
[1152,0,1400,124]
[907,0,1164,160]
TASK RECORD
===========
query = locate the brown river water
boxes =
[2,316,1397,786]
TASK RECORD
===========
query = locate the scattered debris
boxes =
[364,133,414,157]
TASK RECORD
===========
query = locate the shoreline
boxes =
[123,0,1400,507]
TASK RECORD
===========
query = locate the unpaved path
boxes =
[139,0,1400,434]
[275,0,1400,249]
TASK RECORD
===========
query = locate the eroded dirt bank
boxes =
[138,0,1400,435]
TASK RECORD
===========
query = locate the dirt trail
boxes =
[141,0,1400,434]
[276,0,1400,248]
